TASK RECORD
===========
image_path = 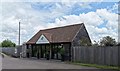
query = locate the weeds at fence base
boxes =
[66,62,120,70]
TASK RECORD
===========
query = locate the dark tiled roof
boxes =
[26,23,83,44]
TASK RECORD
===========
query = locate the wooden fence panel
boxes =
[72,46,119,66]
[111,47,118,66]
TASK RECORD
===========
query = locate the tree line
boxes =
[93,36,119,46]
[0,39,16,47]
[79,36,119,46]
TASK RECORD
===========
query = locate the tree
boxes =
[100,36,116,46]
[80,37,92,46]
[1,39,16,47]
[0,43,1,47]
[92,40,99,46]
[117,42,120,46]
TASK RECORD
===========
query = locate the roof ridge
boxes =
[40,23,83,31]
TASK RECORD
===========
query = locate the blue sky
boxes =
[1,1,119,45]
[30,2,119,24]
[31,2,118,13]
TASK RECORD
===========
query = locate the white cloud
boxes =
[1,0,119,3]
[1,0,104,2]
[106,20,118,30]
[109,3,119,13]
[1,2,118,45]
[96,9,118,21]
[17,8,26,15]
[79,3,92,9]
[48,9,118,43]
[1,2,63,44]
[79,12,104,26]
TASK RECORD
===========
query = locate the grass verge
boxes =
[67,62,120,70]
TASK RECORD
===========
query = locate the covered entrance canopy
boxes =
[27,43,70,60]
[27,33,71,60]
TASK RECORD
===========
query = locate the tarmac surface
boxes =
[1,55,97,69]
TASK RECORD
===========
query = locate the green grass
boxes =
[66,62,120,70]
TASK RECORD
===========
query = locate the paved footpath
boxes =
[2,56,97,69]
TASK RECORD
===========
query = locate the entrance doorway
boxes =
[27,43,71,61]
[37,44,63,60]
[51,44,63,60]
[31,45,37,57]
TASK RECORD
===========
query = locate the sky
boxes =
[0,0,120,45]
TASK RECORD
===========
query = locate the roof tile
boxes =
[26,23,83,44]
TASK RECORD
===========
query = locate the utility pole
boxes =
[18,21,20,46]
